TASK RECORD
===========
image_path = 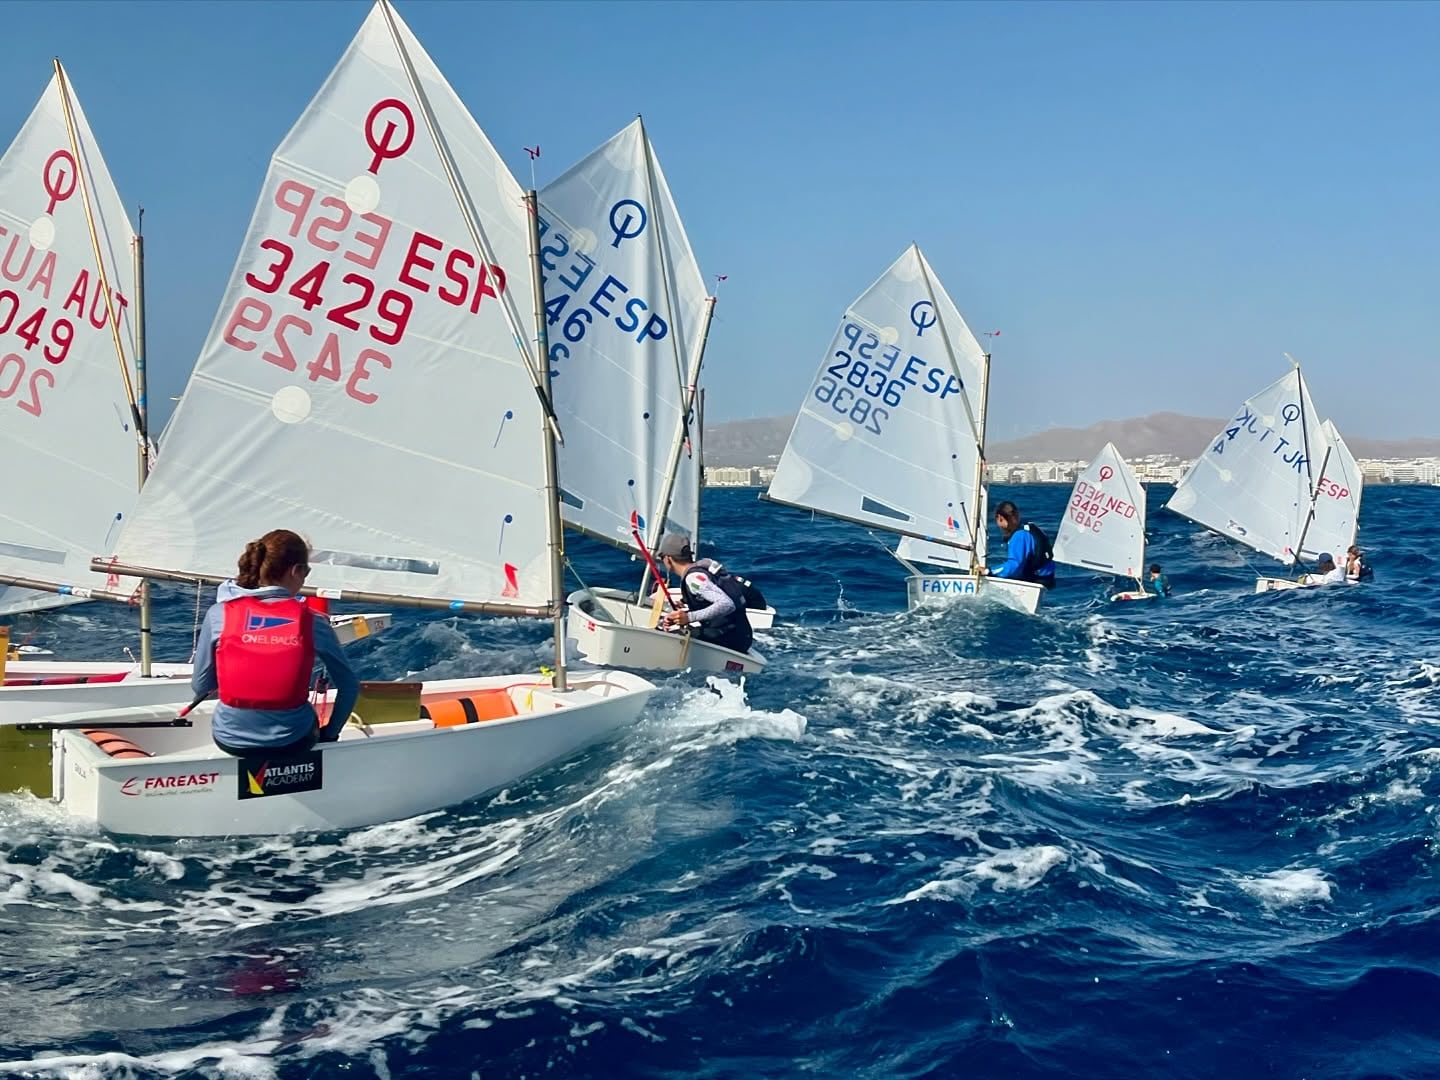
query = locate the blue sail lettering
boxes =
[558,254,595,294]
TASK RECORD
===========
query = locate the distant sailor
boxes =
[984,501,1056,588]
[1148,564,1173,597]
[1345,544,1373,583]
[192,529,360,756]
[1300,552,1347,587]
[654,534,755,654]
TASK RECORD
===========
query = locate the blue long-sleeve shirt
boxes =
[192,581,360,748]
[991,526,1056,584]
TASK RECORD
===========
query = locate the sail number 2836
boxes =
[814,350,889,435]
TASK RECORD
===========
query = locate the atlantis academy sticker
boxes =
[237,751,324,800]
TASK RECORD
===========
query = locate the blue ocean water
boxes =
[3,483,1439,1079]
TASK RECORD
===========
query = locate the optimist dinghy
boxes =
[1052,443,1157,601]
[765,244,1042,615]
[49,671,650,837]
[1166,358,1363,594]
[0,61,389,726]
[539,119,767,673]
[35,0,654,836]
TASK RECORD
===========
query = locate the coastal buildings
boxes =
[704,458,1440,487]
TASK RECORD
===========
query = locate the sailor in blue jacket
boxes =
[985,500,1056,588]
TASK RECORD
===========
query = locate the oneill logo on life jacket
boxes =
[218,596,316,710]
[246,612,295,632]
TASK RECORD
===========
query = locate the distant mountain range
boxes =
[704,412,1440,466]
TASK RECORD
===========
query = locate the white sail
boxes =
[109,1,550,609]
[1052,443,1147,578]
[541,119,708,551]
[767,244,986,550]
[1305,418,1361,559]
[1167,368,1324,564]
[895,535,969,568]
[0,69,141,616]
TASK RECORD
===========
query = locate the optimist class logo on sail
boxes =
[0,146,132,419]
[534,207,671,376]
[219,95,512,408]
[1211,401,1310,474]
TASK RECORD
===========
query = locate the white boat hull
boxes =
[49,670,654,837]
[567,588,766,674]
[1256,576,1305,593]
[1255,576,1355,593]
[0,613,391,721]
[905,573,1045,615]
[1110,590,1158,603]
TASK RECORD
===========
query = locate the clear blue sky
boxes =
[2,0,1435,441]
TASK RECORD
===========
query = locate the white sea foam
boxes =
[1236,867,1333,908]
[888,844,1069,904]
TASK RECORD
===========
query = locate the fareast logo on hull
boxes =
[237,751,324,800]
[120,772,222,797]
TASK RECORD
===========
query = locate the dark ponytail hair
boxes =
[235,529,310,589]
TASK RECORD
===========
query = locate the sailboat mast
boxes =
[696,386,706,549]
[641,294,715,597]
[1288,364,1321,567]
[1291,443,1332,568]
[133,217,152,675]
[527,192,569,690]
[973,350,991,573]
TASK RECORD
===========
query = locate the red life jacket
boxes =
[217,595,316,710]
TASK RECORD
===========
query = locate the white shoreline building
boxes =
[705,457,1440,488]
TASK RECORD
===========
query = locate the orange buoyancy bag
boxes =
[217,596,316,710]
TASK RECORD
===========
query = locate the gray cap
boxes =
[656,534,691,559]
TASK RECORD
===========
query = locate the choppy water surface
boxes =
[4,484,1439,1079]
